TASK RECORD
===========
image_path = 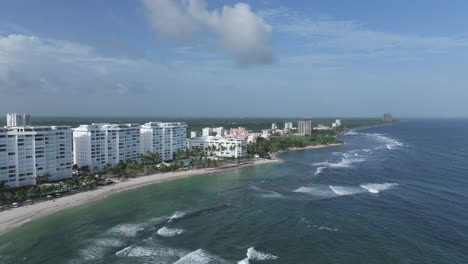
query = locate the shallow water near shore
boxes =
[1,119,468,264]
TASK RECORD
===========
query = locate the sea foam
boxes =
[157,227,184,237]
[360,183,399,194]
[174,249,226,264]
[238,247,278,264]
[108,223,144,237]
[329,185,364,196]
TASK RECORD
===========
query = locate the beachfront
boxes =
[0,157,279,235]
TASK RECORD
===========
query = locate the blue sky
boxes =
[1,0,467,117]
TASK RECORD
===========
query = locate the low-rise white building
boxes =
[314,124,332,130]
[190,131,200,138]
[140,122,187,161]
[0,126,72,187]
[73,123,140,170]
[187,136,247,158]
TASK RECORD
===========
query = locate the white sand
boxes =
[0,158,279,235]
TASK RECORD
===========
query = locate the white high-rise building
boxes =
[73,123,140,170]
[140,122,187,161]
[285,122,293,129]
[272,123,277,130]
[6,113,31,127]
[187,136,247,158]
[0,126,72,188]
[202,127,213,137]
[212,127,226,137]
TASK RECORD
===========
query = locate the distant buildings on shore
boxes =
[298,120,313,135]
[6,113,31,127]
[383,113,393,122]
[1,113,346,188]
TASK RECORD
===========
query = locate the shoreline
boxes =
[0,158,279,235]
[0,143,343,235]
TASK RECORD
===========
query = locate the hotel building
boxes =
[140,122,187,161]
[187,136,247,158]
[0,126,72,188]
[73,123,140,170]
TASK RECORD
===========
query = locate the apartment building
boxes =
[140,122,187,161]
[0,126,72,187]
[73,123,140,170]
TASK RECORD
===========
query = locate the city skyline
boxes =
[1,0,468,118]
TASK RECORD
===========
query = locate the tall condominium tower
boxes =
[140,122,187,161]
[297,120,313,135]
[73,123,140,170]
[0,126,72,187]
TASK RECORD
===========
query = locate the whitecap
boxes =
[317,226,339,232]
[108,223,144,237]
[238,247,278,264]
[157,227,184,237]
[315,167,326,175]
[116,244,188,259]
[360,183,399,194]
[329,185,364,196]
[168,211,186,223]
[174,249,226,264]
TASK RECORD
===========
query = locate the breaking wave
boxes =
[360,183,399,194]
[238,247,278,264]
[168,211,186,222]
[174,249,227,264]
[315,167,326,175]
[108,223,144,237]
[329,185,365,196]
[157,227,184,237]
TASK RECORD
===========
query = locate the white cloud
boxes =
[0,34,160,95]
[141,0,274,65]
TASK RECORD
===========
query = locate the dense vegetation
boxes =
[0,149,250,207]
[247,130,343,158]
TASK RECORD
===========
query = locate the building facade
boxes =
[140,122,187,161]
[73,123,140,170]
[6,113,31,127]
[298,120,312,135]
[187,136,247,158]
[0,126,72,188]
[284,122,293,129]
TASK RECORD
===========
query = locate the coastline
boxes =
[0,143,343,235]
[0,158,279,235]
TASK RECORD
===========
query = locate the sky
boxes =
[0,0,467,118]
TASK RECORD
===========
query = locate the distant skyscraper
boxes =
[383,113,393,122]
[298,120,312,135]
[6,113,31,127]
[271,123,277,130]
[284,122,293,129]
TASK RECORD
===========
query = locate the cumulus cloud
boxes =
[141,0,274,65]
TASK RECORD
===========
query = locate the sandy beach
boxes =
[0,158,279,235]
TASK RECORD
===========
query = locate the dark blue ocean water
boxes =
[1,119,467,264]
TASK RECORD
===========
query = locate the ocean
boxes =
[1,119,467,264]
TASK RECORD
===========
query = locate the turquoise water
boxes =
[1,119,467,263]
